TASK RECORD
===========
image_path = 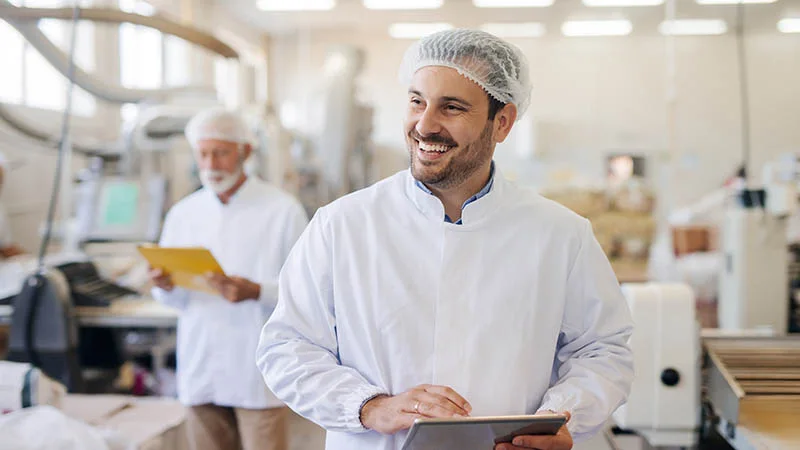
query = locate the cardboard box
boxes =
[61,394,187,450]
[672,226,716,256]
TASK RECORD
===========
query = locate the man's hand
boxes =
[360,384,472,435]
[206,273,260,303]
[495,411,573,450]
[148,267,175,292]
[0,245,25,259]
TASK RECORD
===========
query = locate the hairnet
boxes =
[184,108,254,150]
[398,28,532,118]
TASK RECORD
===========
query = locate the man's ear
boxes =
[493,104,518,143]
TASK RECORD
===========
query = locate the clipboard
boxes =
[401,414,566,450]
[137,245,225,295]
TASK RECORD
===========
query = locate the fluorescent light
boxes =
[364,0,443,9]
[695,0,775,4]
[389,23,454,39]
[659,19,727,35]
[561,19,632,36]
[778,18,800,33]
[257,0,335,11]
[584,0,663,6]
[481,22,546,38]
[473,0,554,8]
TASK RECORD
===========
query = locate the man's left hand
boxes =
[206,273,260,303]
[495,411,573,450]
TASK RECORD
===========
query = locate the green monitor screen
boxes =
[99,181,140,227]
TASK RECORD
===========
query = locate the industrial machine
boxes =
[613,281,800,450]
[614,283,701,448]
[718,162,798,335]
[6,270,83,392]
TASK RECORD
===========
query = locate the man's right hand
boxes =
[148,267,174,292]
[360,384,472,435]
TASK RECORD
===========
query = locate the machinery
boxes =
[718,162,798,335]
[614,283,701,448]
[6,270,83,392]
[613,281,800,450]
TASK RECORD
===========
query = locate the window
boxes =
[119,0,163,89]
[0,0,96,116]
[0,14,24,103]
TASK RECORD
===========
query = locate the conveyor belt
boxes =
[705,337,800,450]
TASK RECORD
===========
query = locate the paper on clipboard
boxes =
[137,245,225,295]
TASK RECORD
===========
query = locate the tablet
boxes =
[401,414,567,450]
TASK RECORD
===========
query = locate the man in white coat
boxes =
[149,109,308,450]
[257,29,634,450]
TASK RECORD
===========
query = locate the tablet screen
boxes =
[401,415,566,450]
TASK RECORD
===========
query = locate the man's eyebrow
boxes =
[441,96,472,107]
[408,90,473,108]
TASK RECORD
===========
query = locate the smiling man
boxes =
[257,29,634,450]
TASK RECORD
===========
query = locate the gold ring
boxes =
[414,401,420,413]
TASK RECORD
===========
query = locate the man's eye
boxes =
[446,104,465,111]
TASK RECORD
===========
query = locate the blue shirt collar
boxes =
[414,162,495,224]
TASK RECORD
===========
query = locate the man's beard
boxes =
[409,122,494,190]
[199,167,242,194]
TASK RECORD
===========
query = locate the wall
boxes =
[267,27,800,214]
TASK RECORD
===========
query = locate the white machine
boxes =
[613,283,701,448]
[718,164,798,335]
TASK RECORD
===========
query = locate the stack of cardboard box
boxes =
[543,180,655,283]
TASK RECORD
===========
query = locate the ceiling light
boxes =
[584,0,663,6]
[257,0,335,11]
[695,0,775,5]
[364,0,443,9]
[561,19,632,36]
[389,23,454,39]
[473,0,555,8]
[659,19,727,35]
[778,18,800,33]
[481,22,546,37]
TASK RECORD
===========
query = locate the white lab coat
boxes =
[257,169,634,450]
[153,178,308,409]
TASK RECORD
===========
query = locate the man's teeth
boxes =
[419,142,452,153]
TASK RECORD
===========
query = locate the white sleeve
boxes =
[256,208,387,432]
[536,219,634,442]
[257,201,309,308]
[150,209,189,310]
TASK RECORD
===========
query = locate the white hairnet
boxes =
[398,28,532,117]
[184,108,254,150]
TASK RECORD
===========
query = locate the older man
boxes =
[257,29,634,450]
[149,109,308,450]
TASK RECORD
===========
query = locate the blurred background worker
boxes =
[148,109,308,450]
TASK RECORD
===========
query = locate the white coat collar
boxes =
[205,176,260,208]
[404,167,507,227]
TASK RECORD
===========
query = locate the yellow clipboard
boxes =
[137,245,225,295]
